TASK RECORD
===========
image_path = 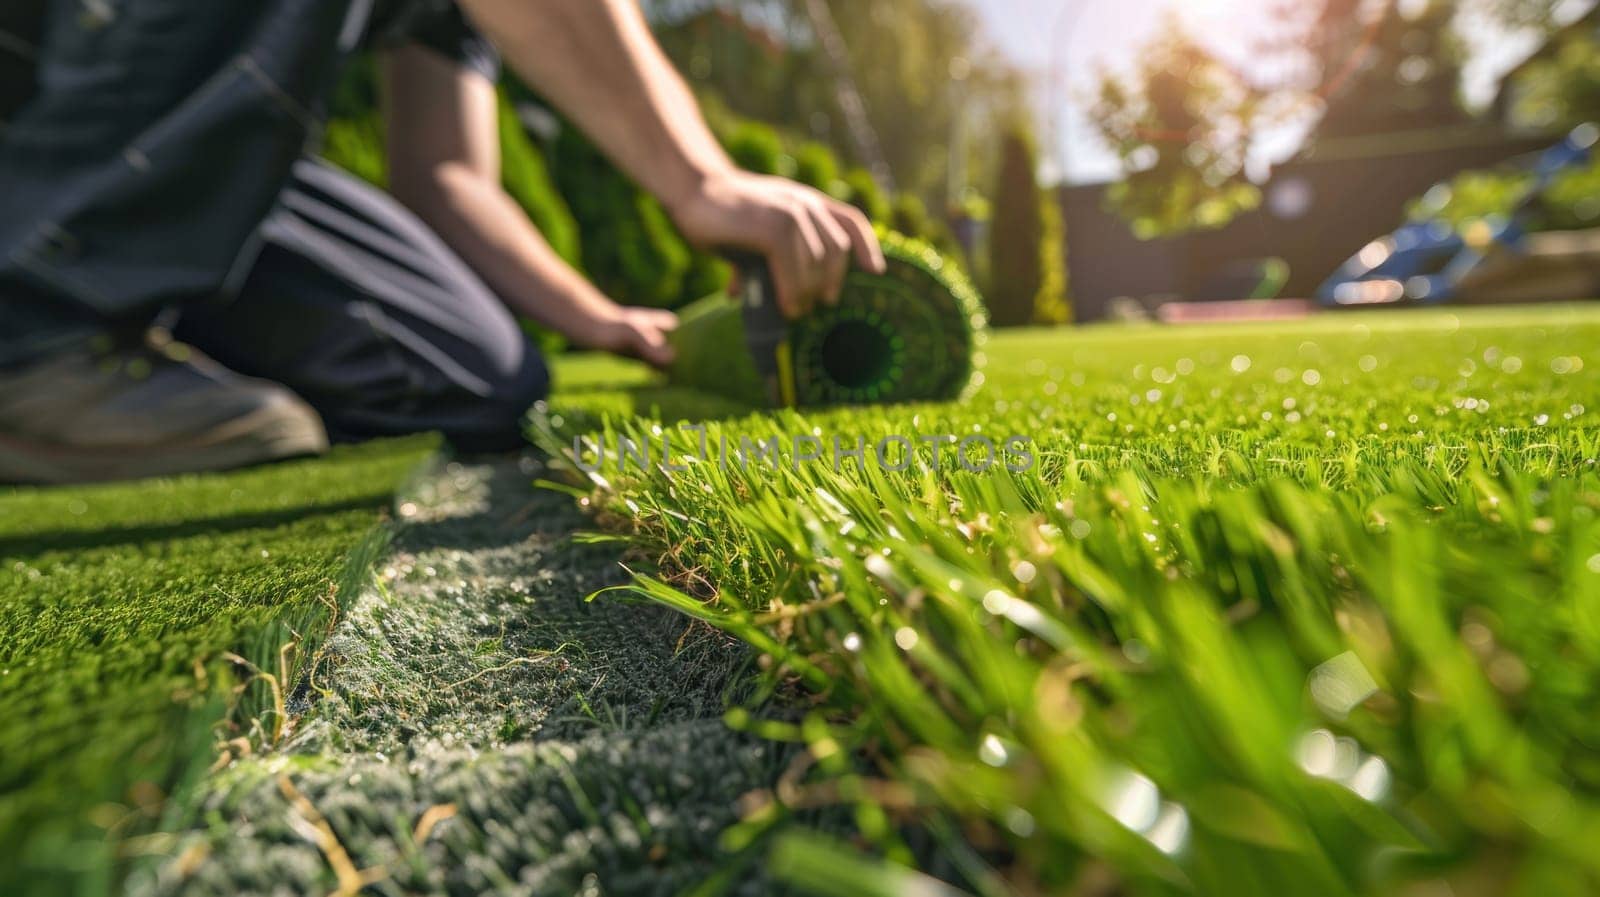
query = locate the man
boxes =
[0,0,883,483]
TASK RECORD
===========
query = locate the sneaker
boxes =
[0,335,329,484]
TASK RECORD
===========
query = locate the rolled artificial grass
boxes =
[667,232,987,408]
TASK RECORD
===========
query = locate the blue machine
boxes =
[1318,124,1598,307]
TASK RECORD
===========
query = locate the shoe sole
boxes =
[0,406,331,486]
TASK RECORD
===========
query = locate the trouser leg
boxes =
[173,159,550,452]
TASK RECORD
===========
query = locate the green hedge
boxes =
[320,64,971,314]
[546,125,695,308]
[843,167,891,224]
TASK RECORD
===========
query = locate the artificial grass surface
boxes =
[538,304,1600,896]
[14,304,1600,897]
[0,437,436,896]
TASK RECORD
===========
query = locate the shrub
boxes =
[890,193,932,240]
[988,126,1070,326]
[1407,153,1600,235]
[678,253,733,304]
[497,96,583,268]
[844,168,891,225]
[322,114,388,188]
[321,56,386,188]
[1543,158,1600,229]
[1509,30,1600,132]
[549,127,694,309]
[794,141,847,199]
[887,192,974,268]
[724,121,792,177]
[319,81,581,271]
[1033,181,1071,324]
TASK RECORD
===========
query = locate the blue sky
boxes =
[967,0,1570,184]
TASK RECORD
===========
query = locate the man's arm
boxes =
[458,0,885,319]
[384,46,677,365]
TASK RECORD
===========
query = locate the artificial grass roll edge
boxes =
[0,436,440,896]
[667,231,989,409]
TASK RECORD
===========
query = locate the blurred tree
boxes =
[821,0,1025,208]
[988,126,1069,327]
[1503,13,1600,129]
[646,0,1027,224]
[1089,18,1269,239]
[1087,0,1483,238]
[1473,0,1573,31]
[647,3,833,143]
[1304,0,1469,138]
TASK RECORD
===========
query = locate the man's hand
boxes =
[467,0,887,319]
[670,170,887,320]
[577,306,680,368]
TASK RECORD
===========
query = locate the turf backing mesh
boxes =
[134,457,791,896]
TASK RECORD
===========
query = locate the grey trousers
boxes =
[172,159,550,452]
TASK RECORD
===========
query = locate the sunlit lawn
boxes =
[546,304,1600,896]
[7,303,1600,896]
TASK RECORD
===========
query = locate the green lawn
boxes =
[7,304,1600,897]
[542,304,1600,896]
[0,438,435,896]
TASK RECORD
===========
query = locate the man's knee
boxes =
[447,338,550,452]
